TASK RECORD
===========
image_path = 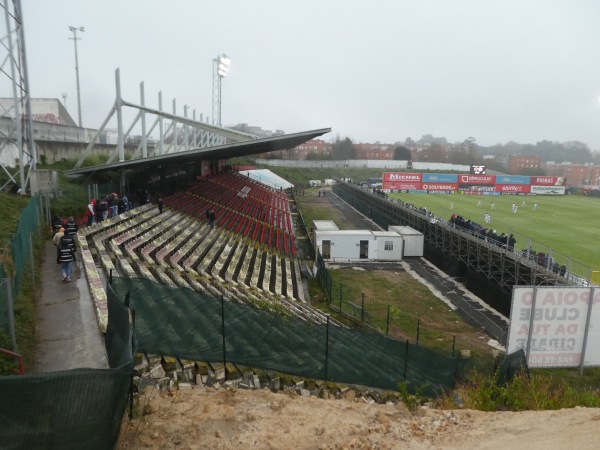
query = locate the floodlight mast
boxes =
[68,26,84,127]
[212,54,230,126]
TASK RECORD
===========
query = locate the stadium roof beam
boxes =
[64,127,331,178]
[73,68,258,170]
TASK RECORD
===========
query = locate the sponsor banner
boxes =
[531,176,566,186]
[421,183,458,191]
[496,175,531,185]
[530,185,565,195]
[458,174,496,185]
[421,173,458,183]
[495,184,531,193]
[459,185,495,192]
[507,287,600,368]
[382,181,421,191]
[383,172,422,183]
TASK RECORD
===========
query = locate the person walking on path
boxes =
[57,233,76,282]
[51,216,64,237]
[52,227,65,246]
[64,216,78,235]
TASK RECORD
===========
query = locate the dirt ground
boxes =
[117,385,600,449]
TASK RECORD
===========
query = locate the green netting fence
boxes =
[0,278,134,450]
[1,195,41,344]
[108,276,467,396]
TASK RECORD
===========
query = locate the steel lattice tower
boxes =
[0,0,36,193]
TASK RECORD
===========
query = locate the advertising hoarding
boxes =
[496,175,531,185]
[383,172,422,182]
[531,176,565,186]
[507,287,600,368]
[421,183,458,191]
[495,184,531,194]
[530,186,566,195]
[458,174,496,185]
[459,185,495,193]
[421,173,458,183]
[383,181,421,191]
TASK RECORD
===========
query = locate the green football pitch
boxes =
[387,192,600,277]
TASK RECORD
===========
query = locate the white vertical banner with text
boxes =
[507,287,600,368]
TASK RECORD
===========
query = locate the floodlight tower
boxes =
[0,0,37,195]
[212,54,230,126]
[68,26,84,127]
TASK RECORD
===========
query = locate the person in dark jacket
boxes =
[208,209,216,228]
[57,233,76,282]
[157,198,163,215]
[110,194,119,217]
[51,216,64,237]
[64,216,78,235]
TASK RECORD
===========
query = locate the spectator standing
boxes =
[507,234,517,252]
[121,193,129,212]
[98,197,109,221]
[86,200,96,226]
[208,209,216,228]
[118,195,126,215]
[157,198,163,215]
[110,193,119,217]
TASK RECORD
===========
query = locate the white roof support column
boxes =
[140,82,147,158]
[192,109,197,148]
[183,104,189,152]
[115,68,125,162]
[172,99,178,154]
[158,91,164,155]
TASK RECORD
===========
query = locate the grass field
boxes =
[387,192,600,275]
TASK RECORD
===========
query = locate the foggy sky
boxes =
[18,0,600,150]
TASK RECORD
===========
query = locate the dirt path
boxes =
[117,386,600,449]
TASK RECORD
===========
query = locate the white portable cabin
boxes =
[314,229,403,261]
[388,225,424,257]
